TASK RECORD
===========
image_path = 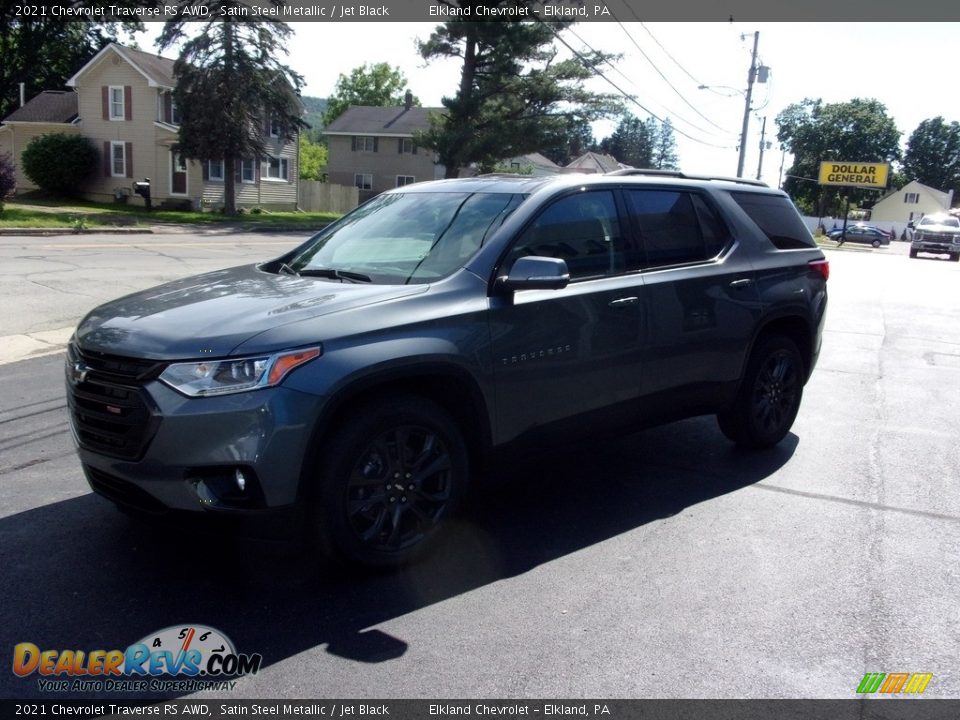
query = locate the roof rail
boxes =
[605,168,769,188]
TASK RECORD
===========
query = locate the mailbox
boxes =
[133,178,152,210]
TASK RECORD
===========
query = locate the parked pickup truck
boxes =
[908,214,960,261]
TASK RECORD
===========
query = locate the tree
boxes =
[322,63,418,126]
[902,117,960,199]
[600,114,656,168]
[652,118,679,170]
[776,98,901,216]
[540,117,596,166]
[21,133,97,196]
[159,6,304,215]
[419,13,621,178]
[299,135,327,180]
[0,11,146,120]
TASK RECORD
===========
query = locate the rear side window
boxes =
[625,189,729,268]
[731,192,815,249]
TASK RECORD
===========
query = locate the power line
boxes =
[565,26,734,140]
[545,25,735,150]
[608,20,737,136]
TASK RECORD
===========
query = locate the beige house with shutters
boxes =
[0,43,299,210]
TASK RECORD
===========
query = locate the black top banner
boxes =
[9,0,960,22]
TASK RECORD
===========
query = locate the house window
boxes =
[207,160,225,181]
[354,136,376,152]
[109,86,125,121]
[904,193,919,204]
[266,156,289,180]
[510,162,521,170]
[170,98,180,125]
[396,175,416,187]
[399,138,415,154]
[241,159,255,184]
[355,173,373,190]
[110,141,126,177]
[269,116,281,138]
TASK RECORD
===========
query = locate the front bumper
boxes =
[68,364,326,524]
[911,240,960,254]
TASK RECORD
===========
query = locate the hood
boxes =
[75,264,428,359]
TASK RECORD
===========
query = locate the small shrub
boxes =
[21,133,97,196]
[0,153,15,213]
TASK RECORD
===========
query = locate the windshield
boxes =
[290,191,524,284]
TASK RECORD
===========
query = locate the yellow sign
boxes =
[818,161,889,189]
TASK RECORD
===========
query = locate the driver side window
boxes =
[505,191,628,280]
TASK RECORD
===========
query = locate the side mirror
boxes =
[907,221,915,229]
[496,256,570,292]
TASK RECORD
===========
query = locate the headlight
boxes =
[159,347,321,397]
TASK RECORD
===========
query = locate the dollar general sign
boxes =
[818,161,889,189]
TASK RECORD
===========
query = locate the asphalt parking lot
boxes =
[1,233,958,700]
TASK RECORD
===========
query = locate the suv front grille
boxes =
[67,344,163,460]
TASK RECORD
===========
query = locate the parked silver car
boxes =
[908,214,960,261]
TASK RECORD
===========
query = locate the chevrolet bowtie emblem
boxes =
[72,361,90,384]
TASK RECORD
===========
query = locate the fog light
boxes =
[235,468,246,492]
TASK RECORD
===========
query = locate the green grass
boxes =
[0,196,340,230]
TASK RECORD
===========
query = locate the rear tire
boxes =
[871,239,881,248]
[718,335,804,449]
[309,395,468,568]
[950,253,960,262]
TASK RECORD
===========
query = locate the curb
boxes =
[0,227,153,236]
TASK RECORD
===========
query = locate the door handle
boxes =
[729,278,753,288]
[608,296,639,307]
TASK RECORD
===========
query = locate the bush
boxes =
[0,153,14,213]
[21,133,97,196]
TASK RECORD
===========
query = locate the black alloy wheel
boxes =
[345,424,453,553]
[311,395,468,567]
[717,334,804,449]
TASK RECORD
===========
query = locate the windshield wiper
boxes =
[297,267,372,283]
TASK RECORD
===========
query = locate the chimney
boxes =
[404,90,412,111]
[19,82,25,108]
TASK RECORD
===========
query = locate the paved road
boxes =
[1,236,958,700]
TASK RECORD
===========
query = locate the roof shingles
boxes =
[2,91,78,123]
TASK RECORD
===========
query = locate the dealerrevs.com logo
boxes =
[12,624,262,693]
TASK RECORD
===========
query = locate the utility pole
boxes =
[756,115,767,181]
[736,31,759,178]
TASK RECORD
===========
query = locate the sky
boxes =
[138,22,960,185]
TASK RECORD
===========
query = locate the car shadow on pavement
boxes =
[0,416,796,699]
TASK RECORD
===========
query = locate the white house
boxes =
[869,180,954,224]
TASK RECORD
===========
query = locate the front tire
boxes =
[309,395,468,567]
[718,335,804,449]
[909,248,918,258]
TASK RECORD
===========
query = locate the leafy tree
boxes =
[159,7,304,215]
[652,118,679,170]
[299,135,327,180]
[0,9,147,120]
[0,153,15,211]
[20,133,97,196]
[776,98,901,216]
[322,63,418,126]
[902,117,960,199]
[418,13,621,178]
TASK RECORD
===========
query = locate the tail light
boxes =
[809,258,829,281]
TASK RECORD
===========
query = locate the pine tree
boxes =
[159,5,304,214]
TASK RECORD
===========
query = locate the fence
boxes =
[298,181,358,214]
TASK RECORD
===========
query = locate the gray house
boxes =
[324,94,443,202]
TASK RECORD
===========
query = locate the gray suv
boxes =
[66,171,828,566]
[908,213,960,261]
